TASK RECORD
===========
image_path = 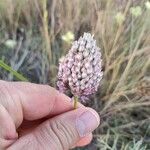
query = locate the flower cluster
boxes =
[57,33,103,101]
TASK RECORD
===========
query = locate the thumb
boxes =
[8,107,100,150]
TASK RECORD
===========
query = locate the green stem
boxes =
[74,96,78,109]
[0,60,28,81]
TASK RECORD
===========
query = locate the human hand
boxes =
[0,80,100,150]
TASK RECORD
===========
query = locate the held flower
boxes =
[57,33,103,106]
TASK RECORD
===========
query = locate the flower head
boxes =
[62,31,74,43]
[5,39,17,49]
[115,12,125,25]
[145,1,150,10]
[130,6,142,17]
[57,33,103,101]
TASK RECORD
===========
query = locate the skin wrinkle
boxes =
[0,87,18,149]
[34,121,61,150]
[16,89,24,127]
[20,135,36,150]
[57,120,73,146]
[3,83,23,128]
[1,138,17,150]
[7,134,38,150]
[0,83,8,107]
[47,110,84,150]
[0,104,8,139]
[53,119,75,150]
[49,121,64,150]
[32,131,45,150]
[0,82,23,128]
[58,120,76,145]
[0,104,17,140]
[47,87,59,116]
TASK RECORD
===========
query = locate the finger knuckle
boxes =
[41,119,75,150]
[52,120,73,149]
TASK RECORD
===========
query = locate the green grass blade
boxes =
[0,60,28,81]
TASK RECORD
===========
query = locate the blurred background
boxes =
[0,0,150,149]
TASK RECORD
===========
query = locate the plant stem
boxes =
[74,96,78,109]
[0,60,28,81]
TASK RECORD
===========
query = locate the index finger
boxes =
[13,82,75,120]
[1,81,76,122]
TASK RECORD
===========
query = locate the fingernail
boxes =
[76,109,100,137]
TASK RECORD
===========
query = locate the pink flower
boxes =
[57,33,103,102]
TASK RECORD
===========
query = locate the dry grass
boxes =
[0,0,150,149]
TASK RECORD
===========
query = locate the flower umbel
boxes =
[57,33,103,104]
[130,6,142,17]
[62,31,74,43]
